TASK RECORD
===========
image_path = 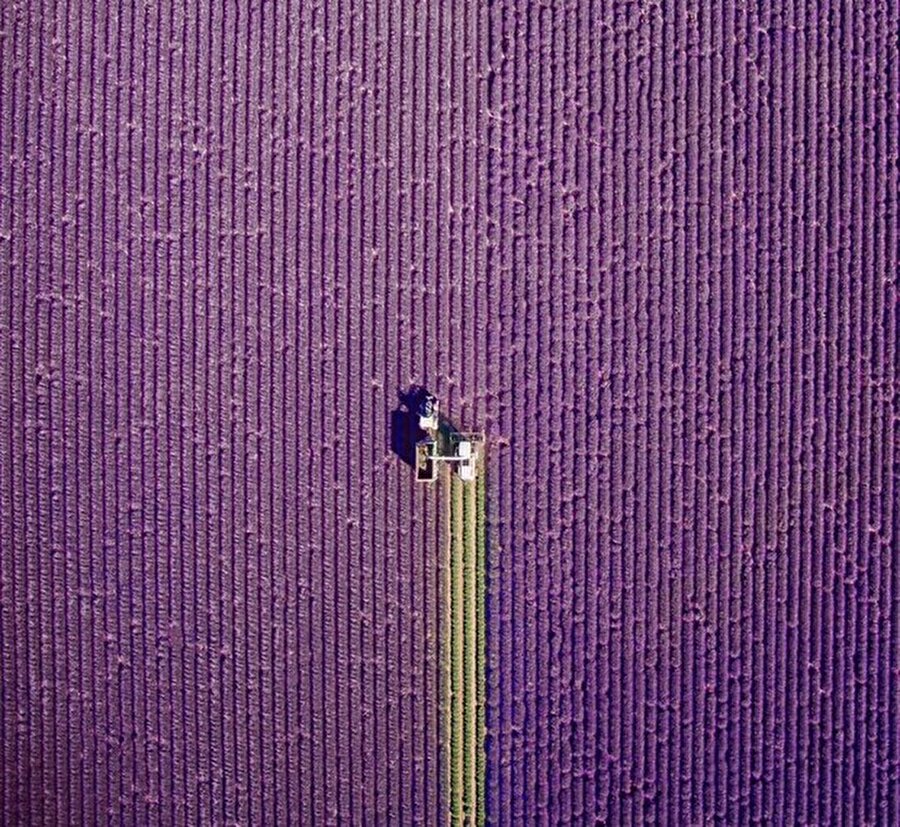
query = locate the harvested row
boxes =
[446,463,487,825]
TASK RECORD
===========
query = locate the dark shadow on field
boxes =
[390,385,424,468]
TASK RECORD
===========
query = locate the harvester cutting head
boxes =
[415,437,438,483]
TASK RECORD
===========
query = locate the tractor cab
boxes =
[418,392,440,434]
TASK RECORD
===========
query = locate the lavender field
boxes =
[1,1,898,824]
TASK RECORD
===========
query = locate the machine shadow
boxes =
[390,386,424,468]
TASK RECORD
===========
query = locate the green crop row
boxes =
[446,463,487,826]
[449,477,463,823]
[463,474,475,823]
[475,467,487,826]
